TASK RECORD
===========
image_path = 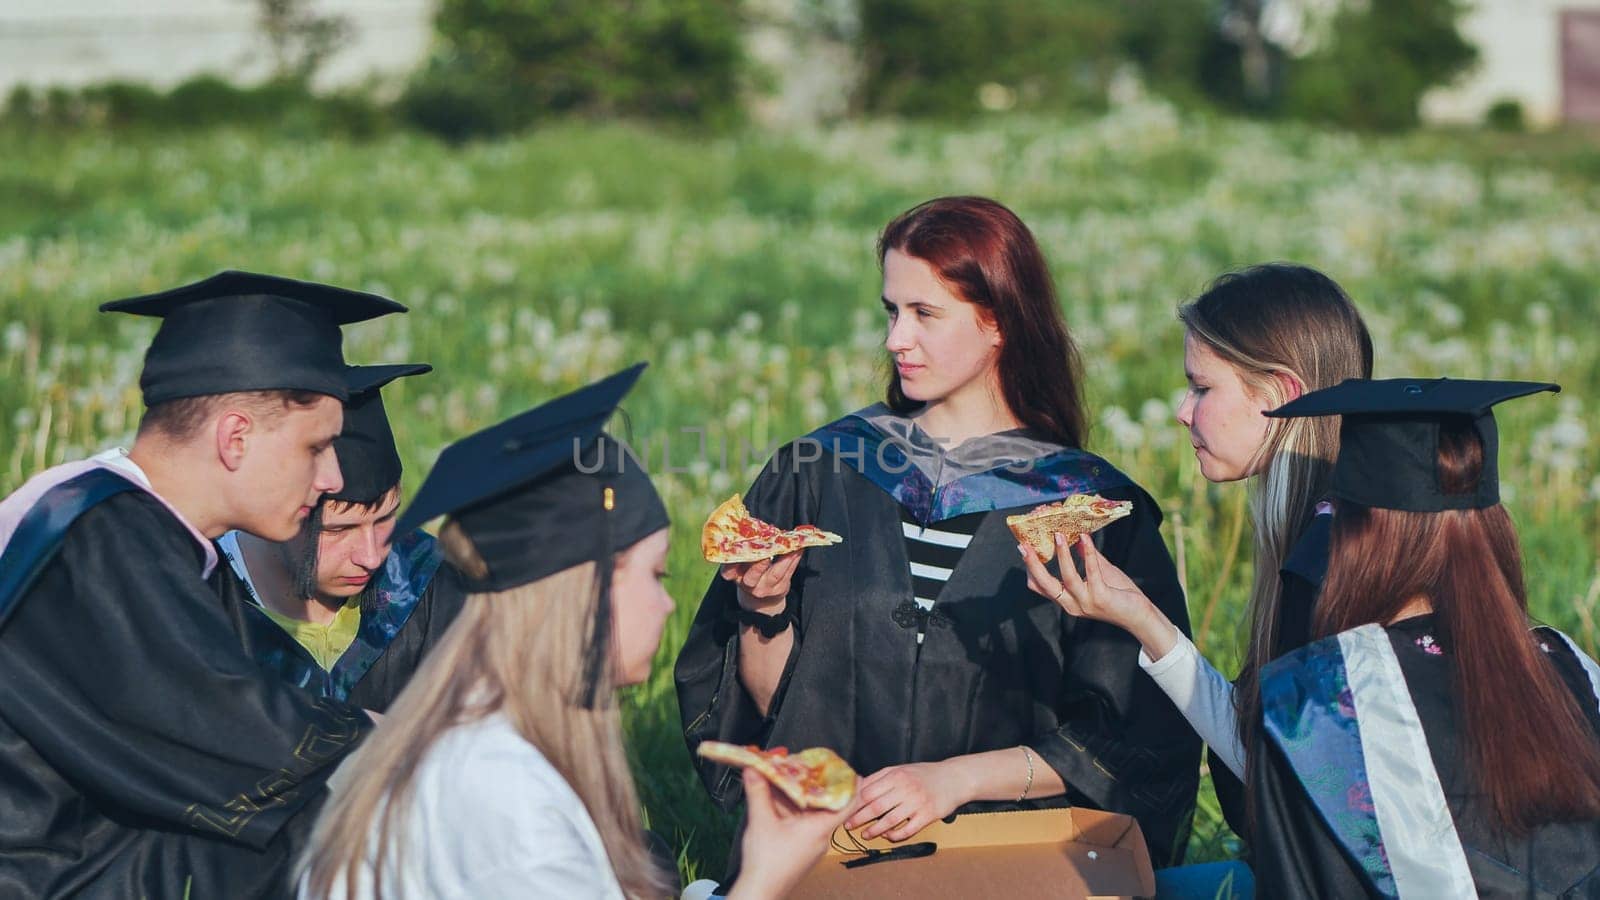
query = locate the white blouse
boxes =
[309,713,626,900]
[1139,629,1246,778]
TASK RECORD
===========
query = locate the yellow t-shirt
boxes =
[262,600,363,671]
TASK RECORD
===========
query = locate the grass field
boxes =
[3,100,1599,882]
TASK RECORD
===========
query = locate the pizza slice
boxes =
[701,494,843,564]
[695,740,858,812]
[1006,494,1134,563]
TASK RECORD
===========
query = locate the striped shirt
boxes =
[899,509,985,642]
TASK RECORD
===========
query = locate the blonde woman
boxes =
[299,365,846,900]
[1021,264,1373,846]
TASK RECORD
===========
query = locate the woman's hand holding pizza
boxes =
[727,768,851,900]
[722,552,802,611]
[845,760,969,842]
[1020,533,1181,662]
[704,495,840,613]
[1020,532,1146,625]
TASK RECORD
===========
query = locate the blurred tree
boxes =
[1287,0,1478,130]
[403,0,746,139]
[848,0,1473,131]
[1119,0,1217,105]
[855,0,1123,116]
[248,0,353,82]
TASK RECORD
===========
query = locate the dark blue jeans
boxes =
[1153,860,1254,899]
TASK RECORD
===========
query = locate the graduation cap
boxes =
[397,361,667,589]
[101,270,407,405]
[327,363,433,505]
[397,362,665,706]
[1267,377,1559,512]
[396,362,664,554]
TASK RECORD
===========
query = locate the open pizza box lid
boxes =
[788,807,1155,900]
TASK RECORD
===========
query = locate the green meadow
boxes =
[3,103,1599,880]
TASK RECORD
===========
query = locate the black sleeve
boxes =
[1029,485,1203,867]
[1250,735,1379,899]
[673,444,812,809]
[0,493,371,850]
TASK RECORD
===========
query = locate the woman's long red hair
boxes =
[1315,419,1600,833]
[878,196,1087,447]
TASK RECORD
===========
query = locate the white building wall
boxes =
[1422,0,1600,127]
[0,0,433,93]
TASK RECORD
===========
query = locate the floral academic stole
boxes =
[806,412,1132,525]
[1262,625,1476,898]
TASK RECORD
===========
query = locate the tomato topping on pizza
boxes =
[695,740,858,811]
[702,494,843,564]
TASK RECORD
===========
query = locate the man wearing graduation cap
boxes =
[217,364,469,712]
[0,272,401,898]
[1246,377,1600,898]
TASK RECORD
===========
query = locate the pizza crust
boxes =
[701,494,749,561]
[1006,494,1133,563]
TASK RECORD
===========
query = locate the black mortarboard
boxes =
[397,363,665,707]
[327,363,433,505]
[101,270,407,405]
[396,362,667,587]
[1267,377,1559,512]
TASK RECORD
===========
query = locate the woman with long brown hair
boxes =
[1018,264,1373,848]
[1248,377,1600,896]
[299,366,847,900]
[1057,377,1600,896]
[675,196,1201,869]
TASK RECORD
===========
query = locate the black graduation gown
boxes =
[1211,511,1331,840]
[1252,615,1600,898]
[212,533,470,713]
[674,436,1201,866]
[0,490,371,899]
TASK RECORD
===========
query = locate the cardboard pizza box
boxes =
[787,807,1155,900]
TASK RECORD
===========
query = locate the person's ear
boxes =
[216,409,252,472]
[1270,370,1305,407]
[980,311,1002,348]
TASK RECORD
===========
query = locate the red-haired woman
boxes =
[675,196,1201,871]
[1056,377,1600,896]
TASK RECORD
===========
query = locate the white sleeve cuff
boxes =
[1137,627,1194,675]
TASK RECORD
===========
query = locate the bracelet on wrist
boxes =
[1016,746,1035,803]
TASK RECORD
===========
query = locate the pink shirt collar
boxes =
[0,449,219,578]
